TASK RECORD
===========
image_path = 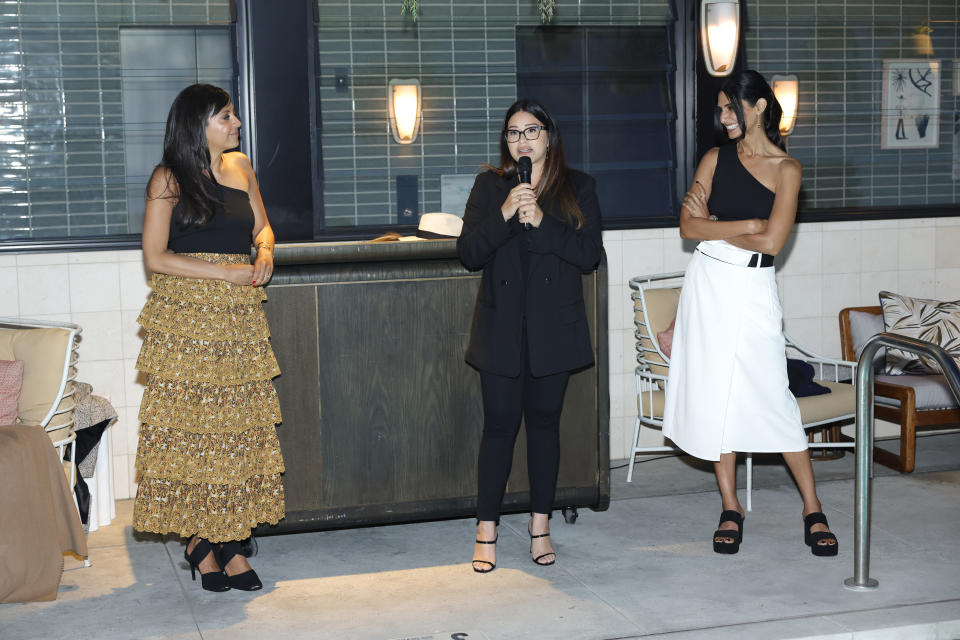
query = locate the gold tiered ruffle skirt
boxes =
[132,253,285,542]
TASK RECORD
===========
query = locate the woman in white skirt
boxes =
[663,70,838,556]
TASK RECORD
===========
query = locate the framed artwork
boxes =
[881,58,941,150]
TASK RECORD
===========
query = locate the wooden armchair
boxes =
[839,306,960,473]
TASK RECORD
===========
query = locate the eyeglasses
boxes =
[504,125,545,143]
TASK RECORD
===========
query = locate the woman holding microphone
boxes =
[457,98,603,573]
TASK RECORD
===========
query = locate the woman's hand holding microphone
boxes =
[501,183,543,228]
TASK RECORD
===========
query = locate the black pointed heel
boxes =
[219,540,263,591]
[713,510,744,554]
[528,524,556,566]
[804,512,839,557]
[184,537,230,592]
[472,535,498,574]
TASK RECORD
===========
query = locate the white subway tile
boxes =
[934,227,960,268]
[69,263,121,313]
[79,359,127,409]
[602,236,623,287]
[820,272,860,319]
[821,220,860,231]
[935,268,960,300]
[898,226,936,270]
[861,218,900,230]
[0,267,18,317]
[620,228,665,240]
[821,316,842,359]
[779,229,822,276]
[18,265,71,316]
[897,270,937,299]
[860,271,900,306]
[783,317,822,353]
[72,311,124,361]
[112,454,130,501]
[119,261,152,311]
[621,239,665,281]
[782,274,822,319]
[120,309,145,361]
[123,357,146,412]
[68,250,126,264]
[16,252,69,266]
[821,230,861,274]
[860,229,899,272]
[663,238,694,272]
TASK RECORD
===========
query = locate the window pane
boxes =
[0,2,234,241]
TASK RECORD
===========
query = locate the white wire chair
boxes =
[626,272,857,510]
[0,317,82,505]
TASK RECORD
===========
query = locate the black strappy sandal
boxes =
[528,524,556,566]
[804,512,839,557]
[713,510,744,554]
[472,535,498,574]
[218,540,263,590]
[184,537,230,592]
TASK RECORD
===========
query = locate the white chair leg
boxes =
[745,453,752,512]
[626,416,642,483]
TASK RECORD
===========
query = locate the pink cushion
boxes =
[656,317,676,359]
[0,360,24,424]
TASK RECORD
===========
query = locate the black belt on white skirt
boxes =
[697,248,774,268]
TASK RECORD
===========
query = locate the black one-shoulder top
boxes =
[168,180,254,254]
[707,143,776,221]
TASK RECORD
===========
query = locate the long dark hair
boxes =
[714,70,785,151]
[149,84,231,227]
[489,98,584,230]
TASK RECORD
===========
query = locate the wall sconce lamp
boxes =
[388,79,421,144]
[772,74,799,136]
[700,0,740,77]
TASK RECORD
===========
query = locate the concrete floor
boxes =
[3,434,960,640]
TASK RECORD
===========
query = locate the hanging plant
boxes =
[537,0,555,23]
[400,0,419,22]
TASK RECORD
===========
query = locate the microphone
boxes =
[517,156,532,230]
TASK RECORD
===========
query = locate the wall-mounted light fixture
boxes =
[700,0,740,77]
[772,74,798,136]
[388,79,421,144]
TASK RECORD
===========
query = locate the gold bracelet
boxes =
[256,243,274,251]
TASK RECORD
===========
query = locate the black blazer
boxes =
[457,169,603,377]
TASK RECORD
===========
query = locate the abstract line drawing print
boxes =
[882,59,941,149]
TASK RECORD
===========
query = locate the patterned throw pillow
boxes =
[0,359,25,424]
[879,291,960,375]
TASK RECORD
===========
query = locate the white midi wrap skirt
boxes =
[662,240,808,461]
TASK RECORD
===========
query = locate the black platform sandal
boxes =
[184,537,230,592]
[804,512,839,557]
[218,540,263,590]
[472,535,498,574]
[713,510,744,554]
[528,524,556,566]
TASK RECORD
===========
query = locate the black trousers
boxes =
[475,338,570,522]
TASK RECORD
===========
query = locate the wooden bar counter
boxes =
[255,239,609,535]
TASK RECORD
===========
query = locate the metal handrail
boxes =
[844,332,960,591]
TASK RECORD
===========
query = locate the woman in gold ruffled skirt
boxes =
[133,84,285,592]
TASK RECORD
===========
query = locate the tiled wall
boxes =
[0,249,150,499]
[0,0,231,240]
[744,0,960,208]
[2,218,958,500]
[316,0,672,226]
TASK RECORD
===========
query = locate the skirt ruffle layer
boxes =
[133,473,285,543]
[133,253,285,542]
[139,377,281,434]
[136,422,285,485]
